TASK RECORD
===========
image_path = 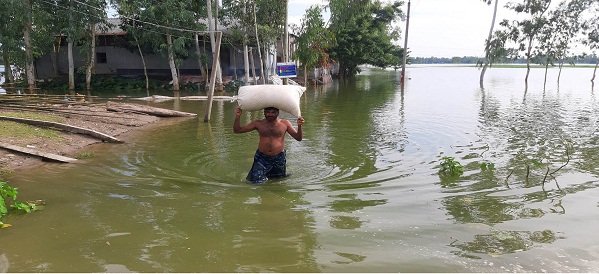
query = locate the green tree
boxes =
[328,0,405,78]
[2,0,62,91]
[536,0,589,88]
[501,0,552,90]
[479,0,501,88]
[255,0,286,83]
[113,0,152,94]
[221,0,253,84]
[295,5,333,84]
[113,0,204,92]
[581,0,599,83]
[0,0,24,85]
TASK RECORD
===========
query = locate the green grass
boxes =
[74,151,95,159]
[0,121,63,139]
[0,112,64,140]
[0,168,13,180]
[0,112,65,123]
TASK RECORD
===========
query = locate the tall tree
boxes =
[23,0,36,92]
[295,5,332,85]
[502,0,552,90]
[69,0,109,91]
[115,0,203,92]
[113,0,151,94]
[206,0,223,89]
[0,0,24,85]
[536,0,589,88]
[328,0,405,78]
[251,0,265,84]
[479,0,500,88]
[254,0,286,81]
[581,0,599,83]
[221,0,253,84]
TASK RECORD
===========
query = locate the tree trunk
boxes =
[2,47,14,83]
[202,37,209,86]
[232,47,238,80]
[133,32,149,96]
[557,61,563,86]
[23,0,35,92]
[194,33,206,83]
[52,36,61,77]
[242,1,250,85]
[68,39,75,91]
[282,0,289,85]
[591,59,598,83]
[68,0,75,92]
[261,46,269,81]
[206,0,223,90]
[479,0,499,88]
[304,64,308,86]
[253,2,265,84]
[243,43,250,84]
[85,23,96,91]
[250,48,257,84]
[524,37,533,90]
[166,34,179,91]
[543,61,549,90]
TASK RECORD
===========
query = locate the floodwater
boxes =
[2,66,599,272]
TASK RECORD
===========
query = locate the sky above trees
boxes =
[290,0,593,58]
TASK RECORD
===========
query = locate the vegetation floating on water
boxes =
[0,180,40,228]
[439,156,464,178]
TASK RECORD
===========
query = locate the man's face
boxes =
[264,108,279,121]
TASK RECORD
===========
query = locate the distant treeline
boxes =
[411,55,599,65]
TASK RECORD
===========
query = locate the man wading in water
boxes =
[233,106,304,184]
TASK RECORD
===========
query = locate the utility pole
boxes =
[401,0,411,89]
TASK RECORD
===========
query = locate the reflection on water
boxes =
[3,66,599,272]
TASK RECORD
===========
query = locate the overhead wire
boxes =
[34,0,268,56]
[34,0,228,43]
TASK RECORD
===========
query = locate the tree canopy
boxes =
[327,0,405,77]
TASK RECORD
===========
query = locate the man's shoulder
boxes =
[277,118,292,125]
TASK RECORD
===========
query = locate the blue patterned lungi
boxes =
[246,150,287,184]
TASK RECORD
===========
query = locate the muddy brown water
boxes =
[2,66,599,272]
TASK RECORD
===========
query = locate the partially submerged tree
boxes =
[536,0,589,87]
[581,0,599,83]
[328,0,405,78]
[221,0,254,84]
[295,5,333,85]
[71,0,109,91]
[114,0,204,92]
[479,0,501,88]
[0,0,24,85]
[502,0,552,90]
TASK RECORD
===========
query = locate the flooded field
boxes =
[1,66,599,272]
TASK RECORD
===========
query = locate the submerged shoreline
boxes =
[0,100,195,178]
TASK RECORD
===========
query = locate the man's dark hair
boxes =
[264,107,279,111]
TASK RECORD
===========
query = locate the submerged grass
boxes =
[74,151,95,159]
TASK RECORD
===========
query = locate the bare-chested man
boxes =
[233,106,304,184]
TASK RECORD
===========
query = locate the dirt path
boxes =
[0,100,196,176]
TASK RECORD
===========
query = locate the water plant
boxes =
[0,180,38,228]
[480,162,495,171]
[439,156,464,177]
[75,151,95,159]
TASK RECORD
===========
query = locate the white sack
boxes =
[236,84,305,117]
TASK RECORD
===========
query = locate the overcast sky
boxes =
[288,0,510,58]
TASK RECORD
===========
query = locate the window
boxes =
[96,52,107,64]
